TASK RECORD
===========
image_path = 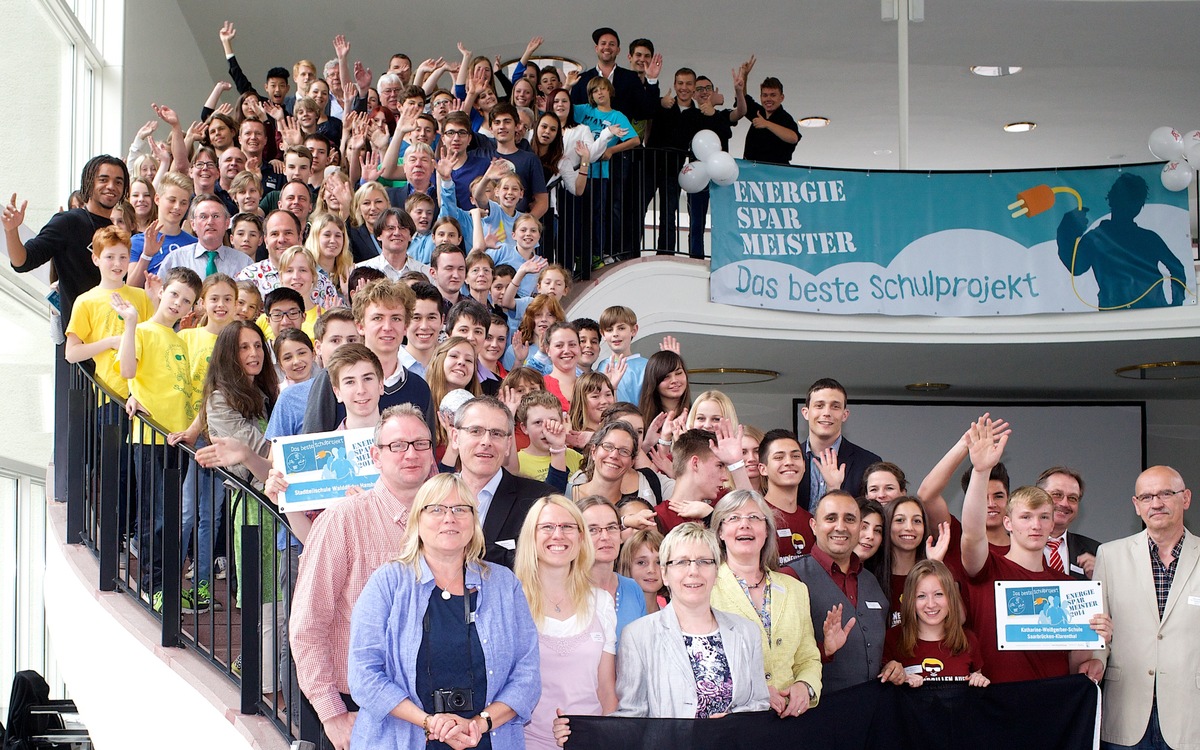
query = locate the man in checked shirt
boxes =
[287,404,435,750]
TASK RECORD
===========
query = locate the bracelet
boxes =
[657,438,672,446]
[422,714,431,739]
[726,460,746,472]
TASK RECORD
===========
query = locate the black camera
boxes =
[432,687,474,713]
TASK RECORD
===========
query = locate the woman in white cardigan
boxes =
[554,523,769,744]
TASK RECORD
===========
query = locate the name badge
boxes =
[591,632,604,642]
[866,601,882,610]
[777,528,792,538]
[1188,596,1200,607]
[497,539,516,550]
[1069,564,1085,575]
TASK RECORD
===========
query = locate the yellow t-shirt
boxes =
[128,320,194,444]
[66,284,152,400]
[178,327,219,417]
[518,449,582,483]
[257,305,320,343]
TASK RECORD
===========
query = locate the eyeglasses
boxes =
[443,129,471,137]
[194,213,224,222]
[722,513,767,526]
[664,558,718,570]
[587,523,621,537]
[378,439,433,453]
[459,425,512,440]
[1134,489,1186,504]
[537,522,580,536]
[193,161,217,170]
[424,503,474,517]
[1048,491,1081,504]
[694,85,714,92]
[596,442,633,458]
[267,309,303,321]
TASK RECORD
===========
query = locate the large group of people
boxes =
[3,21,1197,750]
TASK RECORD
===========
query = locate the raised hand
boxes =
[603,354,627,389]
[710,421,746,466]
[456,42,471,58]
[215,102,234,117]
[524,36,544,58]
[263,100,284,121]
[821,604,856,657]
[353,60,372,91]
[153,103,180,128]
[333,33,350,59]
[646,444,674,476]
[279,117,303,146]
[109,292,138,321]
[148,137,172,164]
[141,219,164,259]
[135,119,159,142]
[218,21,236,48]
[436,155,456,182]
[2,194,28,231]
[565,69,581,88]
[498,385,522,416]
[926,521,951,561]
[966,415,1008,471]
[359,149,382,183]
[659,335,680,353]
[814,447,846,490]
[543,417,568,453]
[185,120,207,145]
[646,53,664,80]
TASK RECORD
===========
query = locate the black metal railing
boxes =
[542,146,711,280]
[65,364,316,744]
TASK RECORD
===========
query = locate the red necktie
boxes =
[1046,537,1065,574]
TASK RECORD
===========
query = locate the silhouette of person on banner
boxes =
[1056,173,1187,310]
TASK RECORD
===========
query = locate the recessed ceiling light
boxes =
[873,148,893,155]
[1003,121,1036,133]
[687,368,779,386]
[798,117,830,129]
[1115,361,1200,381]
[971,66,1022,77]
[1109,154,1126,160]
[905,382,951,392]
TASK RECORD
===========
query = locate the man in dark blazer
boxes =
[451,396,555,568]
[1037,466,1101,579]
[797,378,882,514]
[569,27,660,123]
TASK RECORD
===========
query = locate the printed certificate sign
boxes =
[272,427,378,512]
[994,580,1105,651]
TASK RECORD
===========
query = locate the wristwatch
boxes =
[479,710,493,732]
[803,682,816,701]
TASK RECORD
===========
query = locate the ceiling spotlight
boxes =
[873,148,893,155]
[905,382,951,392]
[971,66,1022,77]
[1003,121,1036,133]
[798,117,830,129]
[687,368,779,386]
[1115,361,1200,381]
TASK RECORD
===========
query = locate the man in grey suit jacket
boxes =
[1037,466,1101,580]
[788,490,887,693]
[1093,465,1198,750]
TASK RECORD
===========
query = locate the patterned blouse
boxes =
[682,631,734,718]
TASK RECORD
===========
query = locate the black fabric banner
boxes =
[567,674,1098,750]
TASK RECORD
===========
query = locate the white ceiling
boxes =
[177,0,1200,169]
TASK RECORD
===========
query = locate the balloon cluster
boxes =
[1148,127,1200,191]
[678,130,740,193]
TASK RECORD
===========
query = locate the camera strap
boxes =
[422,563,478,712]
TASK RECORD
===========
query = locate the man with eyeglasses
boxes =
[1091,466,1197,750]
[446,396,554,568]
[786,490,888,694]
[438,111,492,212]
[289,404,436,750]
[1036,466,1100,580]
[157,195,253,279]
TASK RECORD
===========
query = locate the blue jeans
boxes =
[1101,700,1172,750]
[180,437,222,583]
[133,442,165,593]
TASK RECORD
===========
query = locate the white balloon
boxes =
[706,152,739,186]
[691,130,722,161]
[1148,126,1185,161]
[1183,130,1200,169]
[1160,160,1194,192]
[679,161,710,194]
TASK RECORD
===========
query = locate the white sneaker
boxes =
[215,556,228,580]
[184,561,195,580]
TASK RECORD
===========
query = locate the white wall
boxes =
[122,0,217,152]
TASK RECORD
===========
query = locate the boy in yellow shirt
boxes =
[516,390,580,484]
[111,266,202,613]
